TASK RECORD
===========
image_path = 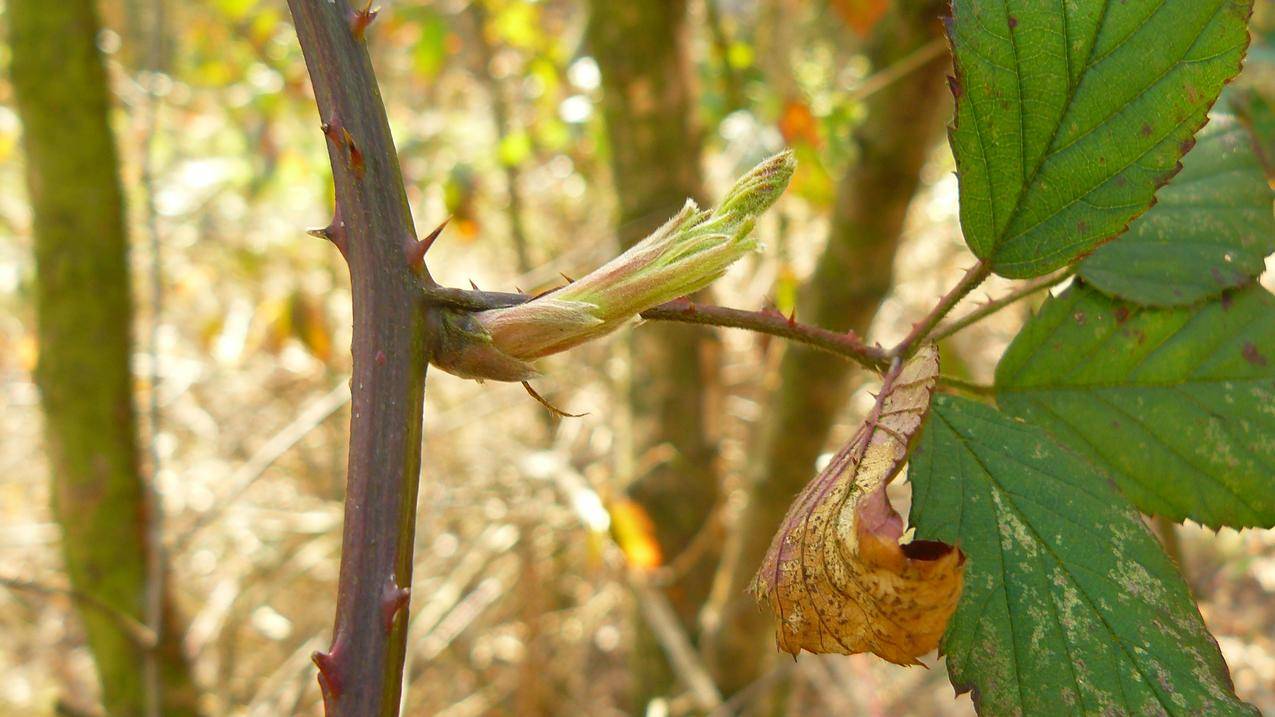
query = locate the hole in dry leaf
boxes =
[900,540,958,562]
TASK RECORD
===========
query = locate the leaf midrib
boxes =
[984,0,1232,258]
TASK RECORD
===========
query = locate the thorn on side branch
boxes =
[405,216,451,270]
[348,2,380,40]
[321,116,346,147]
[403,215,450,271]
[307,205,348,255]
[312,628,348,709]
[420,216,450,253]
[530,283,563,300]
[342,128,365,178]
[381,576,411,632]
[522,381,586,418]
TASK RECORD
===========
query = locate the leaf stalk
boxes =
[890,261,991,358]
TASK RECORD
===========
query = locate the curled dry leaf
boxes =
[751,344,964,664]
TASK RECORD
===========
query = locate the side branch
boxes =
[417,285,890,371]
[928,268,1074,344]
[890,261,991,357]
[420,285,528,312]
[641,300,890,371]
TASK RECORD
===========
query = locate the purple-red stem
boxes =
[287,1,430,715]
[641,300,890,370]
[889,261,991,357]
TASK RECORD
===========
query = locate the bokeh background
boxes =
[1,1,1273,715]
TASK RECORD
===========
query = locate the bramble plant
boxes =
[286,0,1273,715]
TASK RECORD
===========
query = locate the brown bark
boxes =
[286,2,434,714]
[707,2,951,703]
[10,0,200,714]
[584,1,721,709]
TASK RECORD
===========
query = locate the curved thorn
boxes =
[522,381,586,418]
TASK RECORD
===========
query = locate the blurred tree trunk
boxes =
[9,2,200,715]
[707,2,949,703]
[585,1,721,710]
[469,0,533,274]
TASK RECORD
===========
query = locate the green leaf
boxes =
[948,0,1253,278]
[497,130,533,167]
[411,10,451,80]
[1229,88,1275,177]
[995,283,1275,528]
[1076,115,1275,306]
[1220,30,1275,174]
[909,395,1256,717]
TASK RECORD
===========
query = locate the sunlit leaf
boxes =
[214,0,257,22]
[608,499,663,571]
[829,0,890,36]
[445,165,481,239]
[995,283,1275,529]
[412,10,451,80]
[778,100,821,147]
[753,345,965,665]
[497,130,533,167]
[726,41,754,70]
[910,396,1257,716]
[949,0,1252,277]
[789,143,836,207]
[491,2,540,50]
[772,263,800,317]
[289,290,334,363]
[17,333,38,374]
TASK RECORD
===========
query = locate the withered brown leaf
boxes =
[751,344,964,665]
